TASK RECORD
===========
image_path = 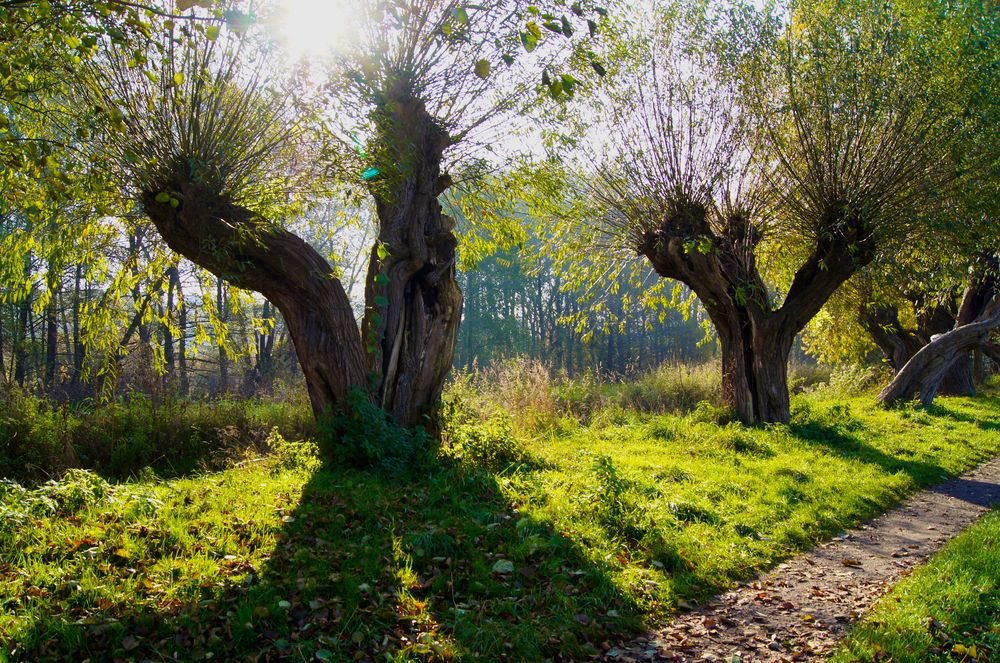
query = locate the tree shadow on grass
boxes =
[6,458,638,662]
[923,398,1000,433]
[787,416,950,485]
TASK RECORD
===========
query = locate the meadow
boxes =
[3,362,1000,661]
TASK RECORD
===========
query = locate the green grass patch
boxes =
[3,386,1000,661]
[834,510,1000,662]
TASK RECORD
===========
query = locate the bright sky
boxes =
[273,0,357,60]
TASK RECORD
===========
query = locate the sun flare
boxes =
[274,0,356,60]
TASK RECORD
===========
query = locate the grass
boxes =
[834,509,1000,662]
[2,368,1000,661]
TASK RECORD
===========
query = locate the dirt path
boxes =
[611,457,1000,662]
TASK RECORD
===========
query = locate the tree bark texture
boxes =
[640,204,872,423]
[140,178,369,419]
[360,90,463,427]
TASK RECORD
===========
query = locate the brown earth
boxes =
[610,457,1000,662]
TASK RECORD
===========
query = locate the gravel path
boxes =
[611,457,1000,662]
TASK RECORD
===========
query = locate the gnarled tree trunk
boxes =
[639,204,869,424]
[141,178,369,419]
[858,305,926,370]
[360,90,463,428]
[878,296,1000,406]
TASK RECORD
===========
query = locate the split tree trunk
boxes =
[141,178,369,419]
[639,205,868,424]
[360,90,463,427]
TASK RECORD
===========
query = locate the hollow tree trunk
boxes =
[140,178,368,418]
[360,92,463,427]
[878,296,1000,406]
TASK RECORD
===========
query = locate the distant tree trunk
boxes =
[140,181,369,418]
[175,268,189,397]
[0,304,6,381]
[14,298,30,387]
[162,266,176,386]
[216,277,229,395]
[44,290,58,386]
[878,296,1000,407]
[360,89,463,427]
[71,265,85,386]
[253,299,276,390]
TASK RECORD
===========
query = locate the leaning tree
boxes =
[587,0,962,423]
[85,0,607,428]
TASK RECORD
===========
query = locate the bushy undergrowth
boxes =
[441,398,536,471]
[0,391,314,482]
[320,389,431,474]
[446,358,727,437]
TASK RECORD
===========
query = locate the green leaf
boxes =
[520,31,538,52]
[155,192,171,204]
[376,243,390,260]
[474,59,491,79]
[374,295,389,308]
[451,7,469,23]
[561,15,573,37]
[542,20,563,34]
[375,273,389,285]
[173,72,184,86]
[492,559,514,574]
[205,25,220,41]
[587,19,598,37]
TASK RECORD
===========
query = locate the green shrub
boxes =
[266,427,321,473]
[687,400,732,425]
[585,455,651,542]
[321,390,430,474]
[444,410,534,471]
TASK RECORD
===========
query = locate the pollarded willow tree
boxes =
[86,0,607,428]
[804,0,1000,404]
[587,0,963,423]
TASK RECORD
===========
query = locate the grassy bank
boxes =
[834,509,1000,662]
[3,368,1000,660]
